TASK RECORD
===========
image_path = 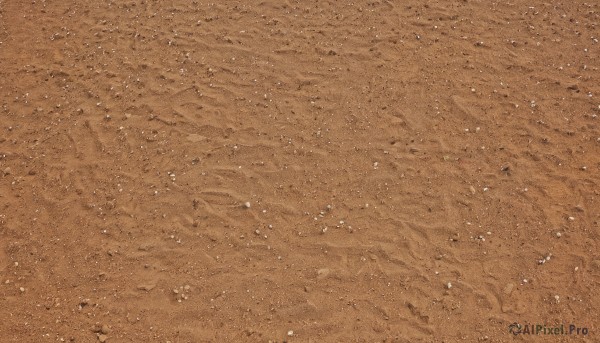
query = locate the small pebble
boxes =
[243,201,251,209]
[556,232,562,238]
[287,330,294,337]
[446,282,452,289]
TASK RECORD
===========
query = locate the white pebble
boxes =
[287,330,294,337]
[446,282,452,289]
[243,202,251,208]
[556,232,562,238]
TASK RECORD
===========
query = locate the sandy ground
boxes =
[1,0,599,342]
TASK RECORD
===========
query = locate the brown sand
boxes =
[1,1,599,342]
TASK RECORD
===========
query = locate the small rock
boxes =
[446,282,452,289]
[101,325,110,335]
[317,268,330,279]
[469,186,476,194]
[2,167,11,176]
[243,201,251,209]
[287,330,294,337]
[98,334,108,342]
[556,232,562,238]
[503,283,514,295]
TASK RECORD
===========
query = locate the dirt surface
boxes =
[1,0,599,342]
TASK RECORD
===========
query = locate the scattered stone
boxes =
[503,283,514,295]
[2,167,10,176]
[317,268,330,279]
[243,201,251,209]
[469,186,476,195]
[79,299,90,309]
[98,334,108,342]
[555,232,562,238]
[287,330,294,337]
[137,283,156,291]
[446,282,452,289]
[538,253,552,265]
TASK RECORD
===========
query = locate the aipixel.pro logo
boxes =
[508,323,589,336]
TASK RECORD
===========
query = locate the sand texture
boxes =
[1,0,599,342]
